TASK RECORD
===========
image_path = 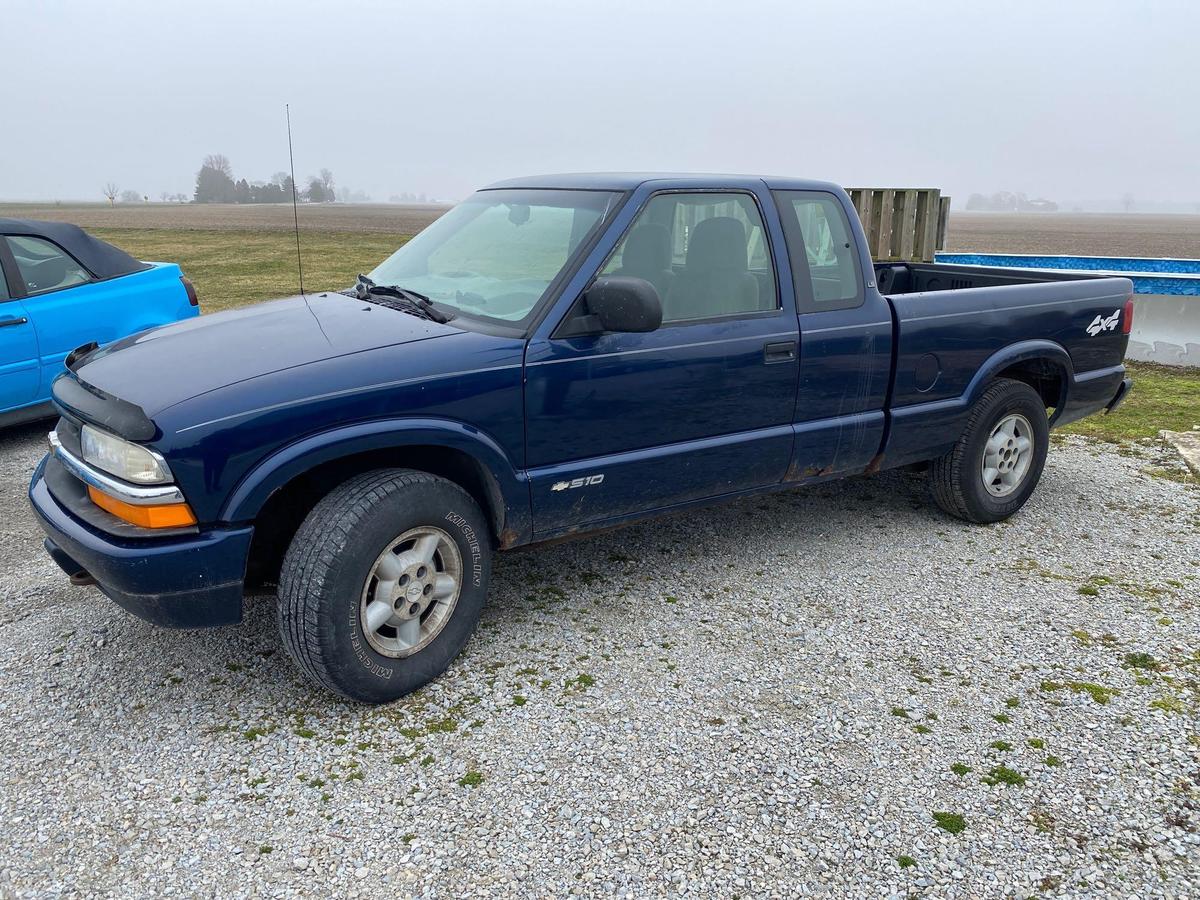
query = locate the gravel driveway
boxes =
[0,422,1196,898]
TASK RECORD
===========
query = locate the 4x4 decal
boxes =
[1086,309,1121,336]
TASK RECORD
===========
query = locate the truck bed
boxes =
[875,261,1104,295]
[873,262,1134,469]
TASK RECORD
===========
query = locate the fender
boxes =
[219,417,532,544]
[962,339,1074,411]
[882,340,1075,470]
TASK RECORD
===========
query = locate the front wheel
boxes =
[930,378,1050,524]
[278,469,491,703]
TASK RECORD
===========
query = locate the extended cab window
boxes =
[774,191,863,312]
[601,192,777,323]
[5,236,91,296]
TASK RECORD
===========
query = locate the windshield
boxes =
[368,188,621,325]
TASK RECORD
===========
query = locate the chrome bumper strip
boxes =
[48,432,186,506]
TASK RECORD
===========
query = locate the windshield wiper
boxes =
[351,274,453,324]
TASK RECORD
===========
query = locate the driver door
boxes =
[0,239,41,411]
[524,189,799,536]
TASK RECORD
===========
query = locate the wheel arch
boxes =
[967,340,1073,416]
[223,419,530,584]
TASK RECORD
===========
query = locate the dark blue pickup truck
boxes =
[29,174,1134,702]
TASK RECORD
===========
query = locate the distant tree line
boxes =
[389,191,429,203]
[965,191,1058,213]
[192,154,343,204]
[102,182,186,204]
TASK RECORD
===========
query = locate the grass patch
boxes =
[1122,652,1159,671]
[1027,737,1045,749]
[1058,362,1200,441]
[458,771,484,788]
[1039,680,1119,704]
[1150,695,1188,715]
[992,713,1012,724]
[989,740,1013,752]
[913,724,932,734]
[564,673,595,692]
[932,812,967,835]
[91,227,411,315]
[982,765,1027,787]
[1044,755,1064,767]
[897,855,917,869]
[950,763,972,776]
[890,707,910,719]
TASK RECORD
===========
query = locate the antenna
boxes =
[286,103,305,295]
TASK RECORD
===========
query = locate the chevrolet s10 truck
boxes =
[29,174,1134,702]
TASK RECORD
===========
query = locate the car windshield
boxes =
[368,188,621,325]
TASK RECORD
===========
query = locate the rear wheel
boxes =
[930,378,1049,523]
[278,469,491,703]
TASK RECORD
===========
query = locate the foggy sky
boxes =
[3,0,1197,209]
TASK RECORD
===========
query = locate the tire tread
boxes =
[930,378,1046,524]
[277,468,470,699]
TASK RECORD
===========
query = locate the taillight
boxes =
[181,276,199,308]
[1122,296,1134,334]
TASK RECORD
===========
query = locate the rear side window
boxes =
[5,236,91,296]
[774,191,863,312]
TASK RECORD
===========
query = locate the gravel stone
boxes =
[0,422,1196,898]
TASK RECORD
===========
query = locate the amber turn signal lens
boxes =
[87,486,197,528]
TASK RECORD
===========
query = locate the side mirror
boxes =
[583,276,662,333]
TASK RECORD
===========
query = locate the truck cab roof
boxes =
[482,172,845,193]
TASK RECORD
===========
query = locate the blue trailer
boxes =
[937,252,1200,366]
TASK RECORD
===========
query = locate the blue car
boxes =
[0,219,199,426]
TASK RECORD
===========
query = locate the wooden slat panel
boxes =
[876,190,895,261]
[937,196,952,252]
[914,189,939,263]
[846,187,950,261]
[898,190,918,261]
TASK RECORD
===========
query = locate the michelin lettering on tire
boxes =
[445,511,483,587]
[348,602,394,679]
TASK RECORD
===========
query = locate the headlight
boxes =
[80,425,172,484]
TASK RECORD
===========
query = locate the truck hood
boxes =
[68,292,462,417]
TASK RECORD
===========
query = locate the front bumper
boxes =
[28,456,254,628]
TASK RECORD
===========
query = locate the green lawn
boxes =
[93,228,410,314]
[1059,362,1200,442]
[94,228,1198,443]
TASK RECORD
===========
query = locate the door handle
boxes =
[763,340,796,364]
[0,316,29,328]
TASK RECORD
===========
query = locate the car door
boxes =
[0,239,41,412]
[771,189,893,477]
[524,184,800,536]
[3,234,101,396]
